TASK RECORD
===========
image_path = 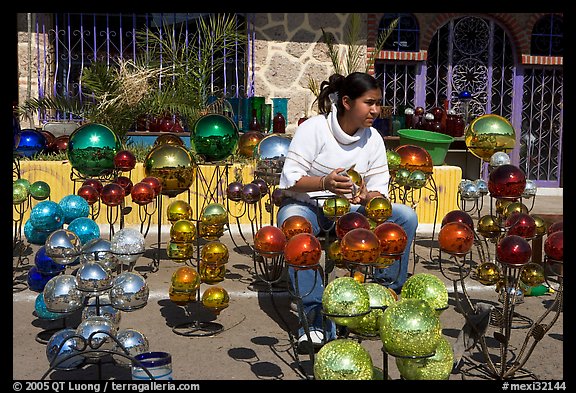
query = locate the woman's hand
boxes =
[323,167,355,195]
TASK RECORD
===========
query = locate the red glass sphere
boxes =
[51,135,70,153]
[438,221,475,256]
[373,222,408,256]
[544,230,563,261]
[547,221,563,236]
[226,182,244,202]
[253,225,287,255]
[505,212,536,239]
[114,175,134,195]
[340,228,381,264]
[271,188,284,207]
[77,185,99,205]
[488,164,527,199]
[241,183,261,204]
[100,183,126,206]
[395,144,434,174]
[284,232,322,270]
[281,215,313,240]
[82,178,104,195]
[114,149,137,172]
[40,130,56,149]
[496,235,532,266]
[251,178,269,196]
[441,210,475,232]
[141,176,163,197]
[130,182,155,205]
[335,212,371,239]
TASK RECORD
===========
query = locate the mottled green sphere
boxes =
[14,178,31,192]
[348,282,397,337]
[314,339,374,380]
[386,149,401,170]
[322,277,371,327]
[401,273,449,315]
[29,181,51,201]
[396,335,454,380]
[13,181,29,204]
[379,298,441,357]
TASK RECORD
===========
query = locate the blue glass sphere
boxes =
[29,201,65,232]
[458,91,472,100]
[24,219,52,245]
[35,292,65,320]
[59,194,90,224]
[35,245,66,275]
[67,217,101,245]
[27,266,58,292]
[14,128,47,157]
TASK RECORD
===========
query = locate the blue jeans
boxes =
[277,198,418,339]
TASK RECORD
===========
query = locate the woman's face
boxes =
[343,87,383,129]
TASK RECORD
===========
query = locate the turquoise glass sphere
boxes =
[59,194,90,224]
[24,219,52,245]
[190,113,239,162]
[67,217,101,245]
[29,200,65,232]
[67,123,122,177]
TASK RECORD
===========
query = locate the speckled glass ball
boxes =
[477,215,501,239]
[167,200,193,224]
[110,228,146,264]
[29,180,51,201]
[335,212,370,240]
[284,232,322,270]
[400,273,448,314]
[365,196,392,224]
[144,143,196,197]
[113,149,137,172]
[379,298,441,357]
[322,277,371,327]
[130,182,155,205]
[170,219,196,243]
[241,183,261,204]
[281,215,312,240]
[520,263,545,287]
[396,335,454,380]
[496,235,532,266]
[438,221,475,256]
[29,200,65,231]
[489,151,512,167]
[314,339,374,380]
[322,196,351,218]
[77,185,100,205]
[237,130,265,158]
[23,219,52,245]
[166,240,195,261]
[13,181,29,204]
[373,222,408,256]
[190,113,239,162]
[67,123,122,177]
[171,266,200,293]
[59,194,90,224]
[488,164,527,199]
[67,217,101,245]
[200,203,228,226]
[201,241,229,264]
[340,228,381,265]
[225,181,244,202]
[348,282,396,337]
[201,286,230,315]
[441,210,475,232]
[475,262,501,285]
[199,260,227,284]
[35,292,65,320]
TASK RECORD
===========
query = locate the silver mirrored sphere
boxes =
[75,316,116,357]
[82,302,122,331]
[474,178,489,195]
[43,274,84,313]
[461,182,480,200]
[44,229,82,265]
[76,261,113,294]
[111,228,146,264]
[109,272,149,311]
[499,286,524,304]
[255,134,292,184]
[489,151,511,167]
[114,328,149,364]
[46,328,84,370]
[522,179,537,199]
[458,179,474,193]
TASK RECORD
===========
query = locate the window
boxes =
[530,14,563,56]
[379,13,419,52]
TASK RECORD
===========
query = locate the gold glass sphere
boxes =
[365,196,392,224]
[201,286,230,314]
[475,262,501,285]
[200,203,229,226]
[167,200,193,224]
[144,143,196,197]
[166,240,195,261]
[170,219,196,243]
[171,266,200,293]
[322,196,351,219]
[520,262,545,287]
[199,260,227,284]
[532,215,548,237]
[465,114,516,162]
[201,241,229,265]
[169,286,196,305]
[477,214,501,239]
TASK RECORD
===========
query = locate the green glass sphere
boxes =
[144,144,197,198]
[322,277,371,327]
[408,170,428,189]
[200,203,229,227]
[396,335,454,380]
[14,178,31,192]
[29,181,51,201]
[394,168,411,186]
[314,339,374,380]
[348,282,397,337]
[386,149,401,171]
[379,298,441,357]
[190,113,239,162]
[401,273,449,315]
[322,196,351,219]
[13,181,29,204]
[67,123,122,177]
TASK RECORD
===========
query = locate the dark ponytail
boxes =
[315,72,381,114]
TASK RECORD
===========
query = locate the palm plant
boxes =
[17,13,246,143]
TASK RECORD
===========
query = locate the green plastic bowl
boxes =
[397,129,454,166]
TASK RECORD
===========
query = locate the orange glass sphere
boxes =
[169,286,196,305]
[167,200,193,224]
[441,210,474,232]
[281,215,313,240]
[171,266,200,293]
[438,221,475,256]
[365,196,392,224]
[395,144,434,174]
[373,222,408,256]
[253,225,287,255]
[130,182,155,205]
[335,212,371,239]
[100,183,125,206]
[77,185,100,205]
[201,241,229,264]
[284,232,322,270]
[237,131,265,158]
[340,228,381,265]
[496,234,532,266]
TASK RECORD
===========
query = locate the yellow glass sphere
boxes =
[169,286,197,306]
[532,215,548,237]
[475,262,501,286]
[520,263,545,287]
[201,286,230,314]
[170,219,196,243]
[365,196,392,224]
[171,266,200,293]
[322,196,351,218]
[201,241,229,265]
[167,200,193,224]
[465,114,516,162]
[199,260,227,284]
[198,222,225,240]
